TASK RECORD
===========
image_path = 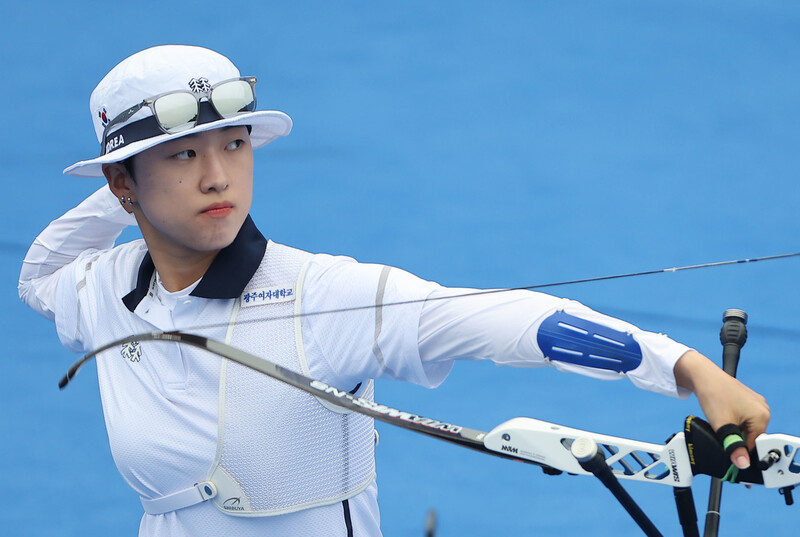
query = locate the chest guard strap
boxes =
[537,310,642,373]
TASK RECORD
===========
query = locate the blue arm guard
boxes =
[536,311,643,373]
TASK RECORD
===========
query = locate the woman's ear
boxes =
[103,162,135,213]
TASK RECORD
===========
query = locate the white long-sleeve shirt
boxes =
[19,186,691,536]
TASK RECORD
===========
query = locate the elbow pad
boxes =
[536,310,642,373]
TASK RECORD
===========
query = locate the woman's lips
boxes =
[201,202,233,218]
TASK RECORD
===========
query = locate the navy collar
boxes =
[122,215,267,312]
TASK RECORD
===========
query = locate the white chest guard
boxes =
[205,242,376,516]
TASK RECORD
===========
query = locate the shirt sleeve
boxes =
[418,287,692,398]
[18,185,135,321]
[299,255,442,388]
[301,255,691,398]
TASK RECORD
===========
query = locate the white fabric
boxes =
[18,186,135,321]
[18,186,693,536]
[416,287,691,398]
[208,242,376,516]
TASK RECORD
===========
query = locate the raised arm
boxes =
[418,286,770,468]
[18,185,134,320]
[418,287,692,396]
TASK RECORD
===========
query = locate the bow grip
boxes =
[683,415,762,484]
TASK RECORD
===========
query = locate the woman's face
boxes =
[124,126,254,261]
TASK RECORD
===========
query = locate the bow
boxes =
[60,327,800,536]
[57,328,800,487]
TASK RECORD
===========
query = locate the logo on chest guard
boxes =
[223,497,245,511]
[120,341,142,362]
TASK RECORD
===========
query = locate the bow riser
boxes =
[756,434,800,489]
[484,417,694,487]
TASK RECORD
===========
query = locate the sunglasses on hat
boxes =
[101,77,257,155]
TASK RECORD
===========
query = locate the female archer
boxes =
[18,45,768,536]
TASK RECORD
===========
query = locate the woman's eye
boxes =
[226,139,245,150]
[175,149,195,159]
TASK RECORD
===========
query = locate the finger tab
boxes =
[716,424,747,458]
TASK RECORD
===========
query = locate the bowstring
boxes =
[136,251,800,335]
[68,251,800,387]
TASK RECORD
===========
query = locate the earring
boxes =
[120,196,126,204]
[126,197,133,205]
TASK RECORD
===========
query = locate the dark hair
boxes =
[122,157,136,182]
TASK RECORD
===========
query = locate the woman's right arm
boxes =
[18,185,135,320]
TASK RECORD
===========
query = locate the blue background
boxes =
[2,1,799,535]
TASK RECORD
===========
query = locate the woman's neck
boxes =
[149,248,220,292]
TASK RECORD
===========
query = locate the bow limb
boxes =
[58,331,164,389]
[59,330,545,468]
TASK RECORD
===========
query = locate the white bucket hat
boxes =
[64,45,293,178]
